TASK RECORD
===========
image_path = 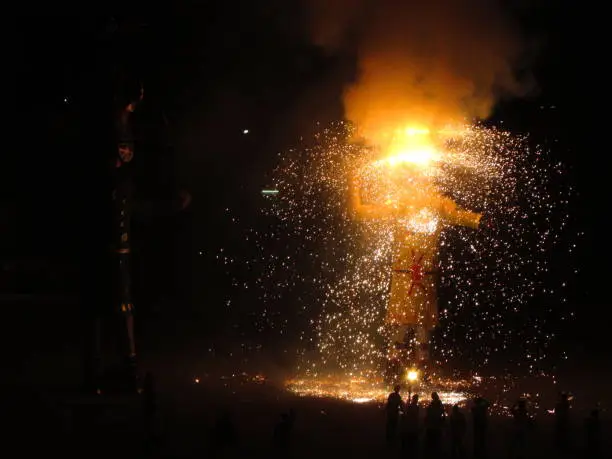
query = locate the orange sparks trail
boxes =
[251,120,570,394]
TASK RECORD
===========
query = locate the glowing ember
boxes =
[285,374,471,406]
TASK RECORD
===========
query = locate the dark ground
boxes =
[4,298,611,458]
[6,364,612,459]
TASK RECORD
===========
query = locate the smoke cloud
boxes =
[303,0,532,142]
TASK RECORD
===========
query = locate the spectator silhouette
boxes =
[142,371,157,450]
[553,392,571,454]
[509,398,531,459]
[471,396,489,459]
[424,392,445,459]
[401,394,420,458]
[584,409,601,459]
[274,412,294,457]
[213,409,235,452]
[450,404,467,459]
[288,407,296,431]
[386,384,404,446]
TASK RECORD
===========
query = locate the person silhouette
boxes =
[554,392,571,453]
[386,385,404,446]
[471,396,489,459]
[424,392,445,458]
[449,404,467,459]
[213,409,235,452]
[274,412,293,457]
[401,394,420,458]
[510,398,531,459]
[142,372,157,436]
[584,409,601,459]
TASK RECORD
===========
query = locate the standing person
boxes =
[386,384,404,446]
[213,409,236,454]
[274,412,294,458]
[554,392,571,454]
[142,372,157,456]
[509,398,531,459]
[450,404,467,459]
[401,394,420,458]
[142,372,157,435]
[424,392,445,458]
[471,396,489,459]
[584,409,601,459]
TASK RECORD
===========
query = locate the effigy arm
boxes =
[439,197,481,229]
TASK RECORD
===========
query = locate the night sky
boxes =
[5,3,610,375]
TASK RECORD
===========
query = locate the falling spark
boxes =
[231,120,571,402]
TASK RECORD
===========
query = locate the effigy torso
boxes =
[386,207,441,329]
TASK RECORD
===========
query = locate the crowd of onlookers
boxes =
[383,385,601,458]
[137,374,605,458]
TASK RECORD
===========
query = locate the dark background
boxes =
[4,2,609,383]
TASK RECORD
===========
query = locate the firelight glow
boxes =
[237,119,571,404]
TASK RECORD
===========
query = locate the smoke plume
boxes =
[303,0,532,142]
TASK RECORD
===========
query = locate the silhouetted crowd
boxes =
[130,373,605,458]
[384,385,602,459]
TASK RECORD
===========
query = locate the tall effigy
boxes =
[349,129,481,376]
